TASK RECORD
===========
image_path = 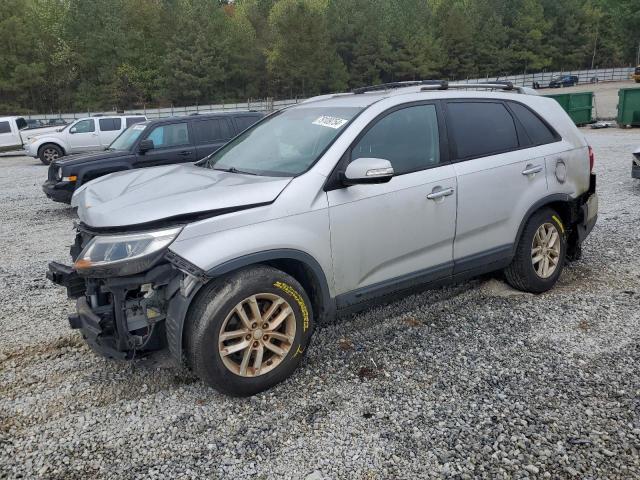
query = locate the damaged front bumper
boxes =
[47,257,204,361]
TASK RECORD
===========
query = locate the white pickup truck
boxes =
[0,116,62,154]
[24,115,147,164]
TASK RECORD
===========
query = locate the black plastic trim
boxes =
[335,261,452,309]
[207,249,334,315]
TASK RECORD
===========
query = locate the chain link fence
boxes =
[25,66,637,123]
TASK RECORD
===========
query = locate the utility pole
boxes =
[590,21,599,70]
[636,41,640,66]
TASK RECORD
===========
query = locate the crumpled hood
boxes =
[72,164,292,228]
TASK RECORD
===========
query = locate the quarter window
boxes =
[0,121,10,134]
[508,102,558,146]
[146,123,190,148]
[352,104,440,175]
[192,118,233,144]
[72,119,95,133]
[98,118,122,131]
[126,117,146,127]
[447,102,518,159]
[234,116,261,132]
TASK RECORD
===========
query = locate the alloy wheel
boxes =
[531,222,561,279]
[43,148,59,162]
[218,293,296,377]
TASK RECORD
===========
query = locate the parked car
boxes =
[42,112,264,203]
[633,146,640,179]
[46,118,69,127]
[48,81,598,396]
[548,75,579,88]
[25,119,47,129]
[25,115,147,165]
[0,116,29,152]
[632,66,640,83]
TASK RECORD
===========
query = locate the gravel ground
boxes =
[1,129,640,479]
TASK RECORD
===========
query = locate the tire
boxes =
[38,143,63,165]
[185,265,314,396]
[504,208,567,293]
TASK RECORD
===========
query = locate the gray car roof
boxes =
[299,85,539,109]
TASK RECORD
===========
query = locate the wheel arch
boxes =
[206,249,334,323]
[38,141,66,157]
[513,194,579,255]
[76,163,132,186]
[167,249,335,367]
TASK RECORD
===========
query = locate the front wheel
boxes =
[185,266,314,396]
[505,208,566,293]
[38,143,63,165]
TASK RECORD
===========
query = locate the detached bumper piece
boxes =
[68,296,129,360]
[47,262,86,298]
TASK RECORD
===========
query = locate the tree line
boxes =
[0,0,638,114]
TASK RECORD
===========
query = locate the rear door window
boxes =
[352,104,441,175]
[192,118,233,144]
[446,102,519,160]
[98,118,122,131]
[508,102,558,146]
[146,122,190,148]
[0,121,10,134]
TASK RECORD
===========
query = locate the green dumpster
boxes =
[544,92,594,125]
[616,88,640,127]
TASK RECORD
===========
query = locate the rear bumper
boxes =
[42,179,74,204]
[577,174,598,241]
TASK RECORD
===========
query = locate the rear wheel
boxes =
[38,143,63,165]
[185,266,314,396]
[505,208,566,293]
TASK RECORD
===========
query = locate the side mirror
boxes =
[69,126,77,134]
[343,157,394,185]
[138,139,154,153]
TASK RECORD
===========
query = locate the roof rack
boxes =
[352,79,533,95]
[352,80,448,94]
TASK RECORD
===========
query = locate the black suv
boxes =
[43,112,264,204]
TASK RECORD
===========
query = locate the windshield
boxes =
[205,106,362,176]
[109,123,148,151]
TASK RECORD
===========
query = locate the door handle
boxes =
[426,187,454,200]
[178,151,192,156]
[522,164,543,176]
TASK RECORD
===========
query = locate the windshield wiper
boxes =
[213,166,257,175]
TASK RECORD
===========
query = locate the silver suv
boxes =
[48,81,598,396]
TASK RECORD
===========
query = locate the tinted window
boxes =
[508,102,557,146]
[126,116,146,127]
[234,116,261,132]
[146,122,190,148]
[72,119,95,133]
[0,121,10,134]
[352,104,440,175]
[192,118,233,144]
[447,102,518,159]
[98,118,122,131]
[15,118,27,130]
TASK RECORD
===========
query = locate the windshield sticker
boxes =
[312,116,348,129]
[132,124,146,130]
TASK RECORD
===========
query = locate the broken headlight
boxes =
[74,226,182,277]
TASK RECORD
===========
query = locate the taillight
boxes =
[588,146,595,172]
